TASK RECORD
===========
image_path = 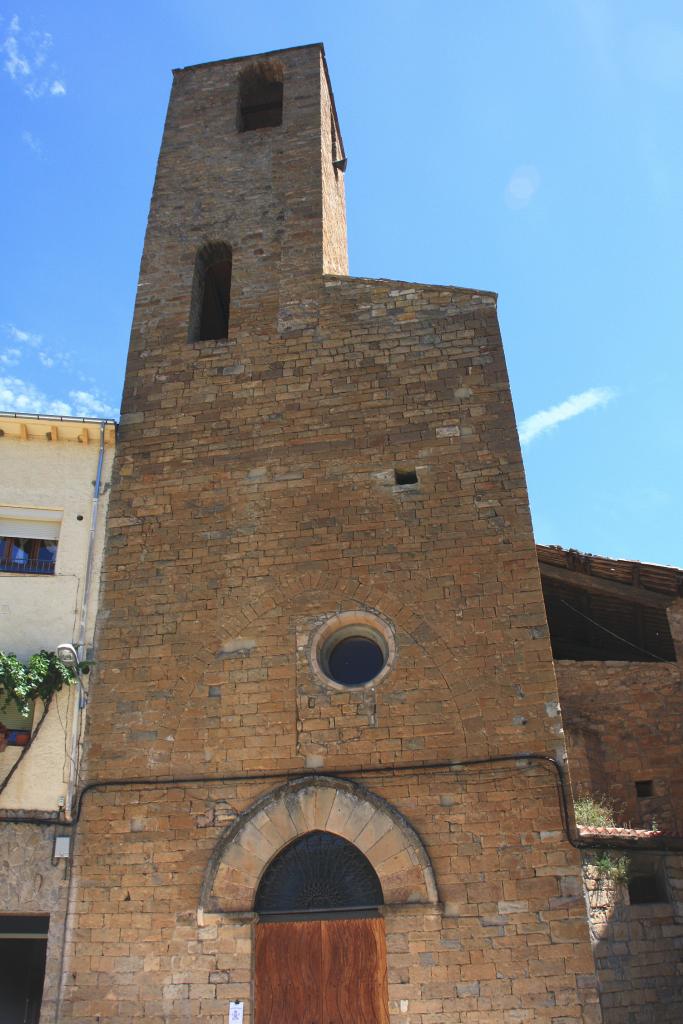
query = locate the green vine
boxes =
[0,650,75,717]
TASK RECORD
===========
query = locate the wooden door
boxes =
[255,921,321,1024]
[255,917,389,1024]
[321,918,389,1024]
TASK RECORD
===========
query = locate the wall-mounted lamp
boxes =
[56,643,80,670]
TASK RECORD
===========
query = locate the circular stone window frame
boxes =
[309,610,398,692]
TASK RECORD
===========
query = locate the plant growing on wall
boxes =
[0,650,75,715]
[592,851,630,885]
[574,794,618,829]
[0,650,76,796]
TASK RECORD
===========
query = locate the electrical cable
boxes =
[559,599,669,662]
[2,751,680,850]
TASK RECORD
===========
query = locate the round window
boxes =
[326,635,385,687]
[310,612,396,691]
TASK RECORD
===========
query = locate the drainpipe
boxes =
[64,421,107,819]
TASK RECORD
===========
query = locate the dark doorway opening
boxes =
[0,915,49,1024]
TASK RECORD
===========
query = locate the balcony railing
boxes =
[0,558,56,575]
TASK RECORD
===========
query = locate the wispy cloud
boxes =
[519,387,616,445]
[0,348,21,367]
[5,324,42,347]
[2,15,66,98]
[21,129,41,153]
[68,390,117,418]
[505,165,540,209]
[39,348,71,370]
[0,323,117,417]
[0,375,72,415]
[0,376,117,418]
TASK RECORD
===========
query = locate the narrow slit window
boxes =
[239,64,283,132]
[190,243,232,342]
[394,467,418,486]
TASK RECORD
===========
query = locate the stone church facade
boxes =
[51,43,681,1023]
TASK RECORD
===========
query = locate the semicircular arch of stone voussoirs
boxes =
[200,774,439,914]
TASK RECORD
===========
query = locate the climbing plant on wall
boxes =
[0,651,76,796]
[0,650,75,715]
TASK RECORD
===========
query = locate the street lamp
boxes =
[56,643,80,671]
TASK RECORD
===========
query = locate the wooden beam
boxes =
[19,422,28,440]
[539,563,672,610]
[80,427,90,445]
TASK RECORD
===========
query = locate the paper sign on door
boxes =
[229,1002,244,1023]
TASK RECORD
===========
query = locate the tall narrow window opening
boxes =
[239,63,283,131]
[190,243,232,342]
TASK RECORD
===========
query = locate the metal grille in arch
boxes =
[254,830,384,916]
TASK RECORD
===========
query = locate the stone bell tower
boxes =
[59,44,602,1024]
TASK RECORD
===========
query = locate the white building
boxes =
[0,411,115,1023]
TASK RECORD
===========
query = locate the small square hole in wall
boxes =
[628,855,669,904]
[394,467,418,486]
[635,780,654,799]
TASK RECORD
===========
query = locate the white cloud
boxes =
[505,165,540,209]
[5,324,42,347]
[67,390,118,418]
[38,351,54,367]
[0,348,21,367]
[519,387,616,445]
[0,377,118,419]
[2,15,66,98]
[0,375,72,416]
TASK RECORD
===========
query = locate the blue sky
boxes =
[2,1,682,566]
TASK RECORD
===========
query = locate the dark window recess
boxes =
[0,915,49,1024]
[200,258,231,340]
[628,858,669,905]
[636,780,654,799]
[255,831,383,918]
[190,243,232,342]
[0,536,57,575]
[327,636,385,687]
[394,467,418,486]
[541,577,676,662]
[239,65,283,131]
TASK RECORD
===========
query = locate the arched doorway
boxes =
[254,831,389,1024]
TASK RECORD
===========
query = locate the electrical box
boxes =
[54,836,71,859]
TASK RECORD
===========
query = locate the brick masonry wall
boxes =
[556,662,683,833]
[62,44,601,1023]
[61,768,600,1023]
[582,855,683,1024]
[90,276,564,778]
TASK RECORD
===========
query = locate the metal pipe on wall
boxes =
[64,420,107,819]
